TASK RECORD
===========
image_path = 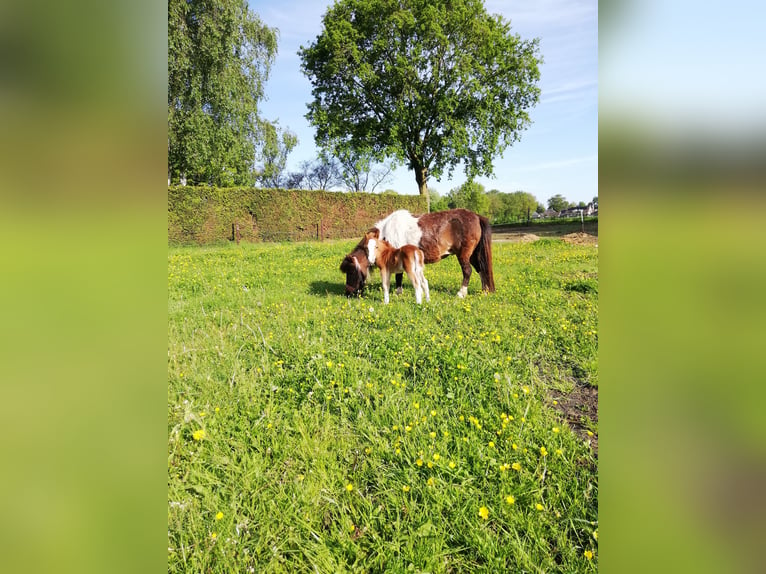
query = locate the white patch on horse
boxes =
[375,210,422,249]
[366,239,377,265]
[457,286,468,298]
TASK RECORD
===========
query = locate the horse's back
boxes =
[376,210,421,248]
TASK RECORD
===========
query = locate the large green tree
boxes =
[168,0,277,186]
[299,0,541,208]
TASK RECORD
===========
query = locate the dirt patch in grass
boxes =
[561,232,598,246]
[550,383,598,456]
[492,232,541,243]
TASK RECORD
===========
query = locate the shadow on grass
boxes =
[308,281,346,297]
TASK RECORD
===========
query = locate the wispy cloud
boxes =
[514,154,598,173]
[541,80,598,105]
[486,0,596,28]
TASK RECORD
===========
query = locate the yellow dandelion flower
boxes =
[402,485,410,492]
[413,402,419,409]
[416,458,423,467]
[488,441,495,448]
[210,532,217,540]
[427,477,435,486]
[512,443,518,450]
[540,446,548,457]
[448,461,456,469]
[479,506,489,520]
[214,407,220,413]
[555,448,563,456]
[430,410,436,417]
[349,523,356,533]
[535,503,544,511]
[215,512,223,521]
[522,386,530,395]
[505,495,515,505]
[432,453,440,461]
[429,431,437,439]
[459,415,465,421]
[405,425,412,432]
[345,483,353,492]
[192,429,206,441]
[553,427,560,434]
[587,430,594,437]
[512,462,522,471]
[584,550,593,560]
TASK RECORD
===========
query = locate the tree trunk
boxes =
[415,165,430,212]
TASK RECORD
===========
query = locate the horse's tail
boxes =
[472,215,495,292]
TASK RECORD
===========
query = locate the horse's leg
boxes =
[381,267,391,304]
[409,267,423,304]
[457,254,472,298]
[402,259,421,304]
[414,255,429,303]
[421,269,430,302]
[395,273,403,295]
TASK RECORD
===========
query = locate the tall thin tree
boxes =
[168,0,277,186]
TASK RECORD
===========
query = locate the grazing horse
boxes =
[367,237,430,304]
[341,208,495,298]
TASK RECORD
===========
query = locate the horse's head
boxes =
[340,246,371,297]
[340,228,381,297]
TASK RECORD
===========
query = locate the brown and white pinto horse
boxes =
[341,208,495,298]
[367,238,430,304]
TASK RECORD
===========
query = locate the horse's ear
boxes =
[365,228,380,240]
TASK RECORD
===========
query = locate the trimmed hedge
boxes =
[168,186,428,245]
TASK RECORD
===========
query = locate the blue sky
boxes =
[248,0,598,206]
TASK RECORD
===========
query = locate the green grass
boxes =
[168,239,598,572]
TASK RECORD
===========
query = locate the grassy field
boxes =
[168,238,598,573]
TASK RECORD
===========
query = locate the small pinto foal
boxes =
[367,237,430,304]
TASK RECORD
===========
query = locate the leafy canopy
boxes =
[168,0,277,186]
[299,0,541,198]
[447,180,490,215]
